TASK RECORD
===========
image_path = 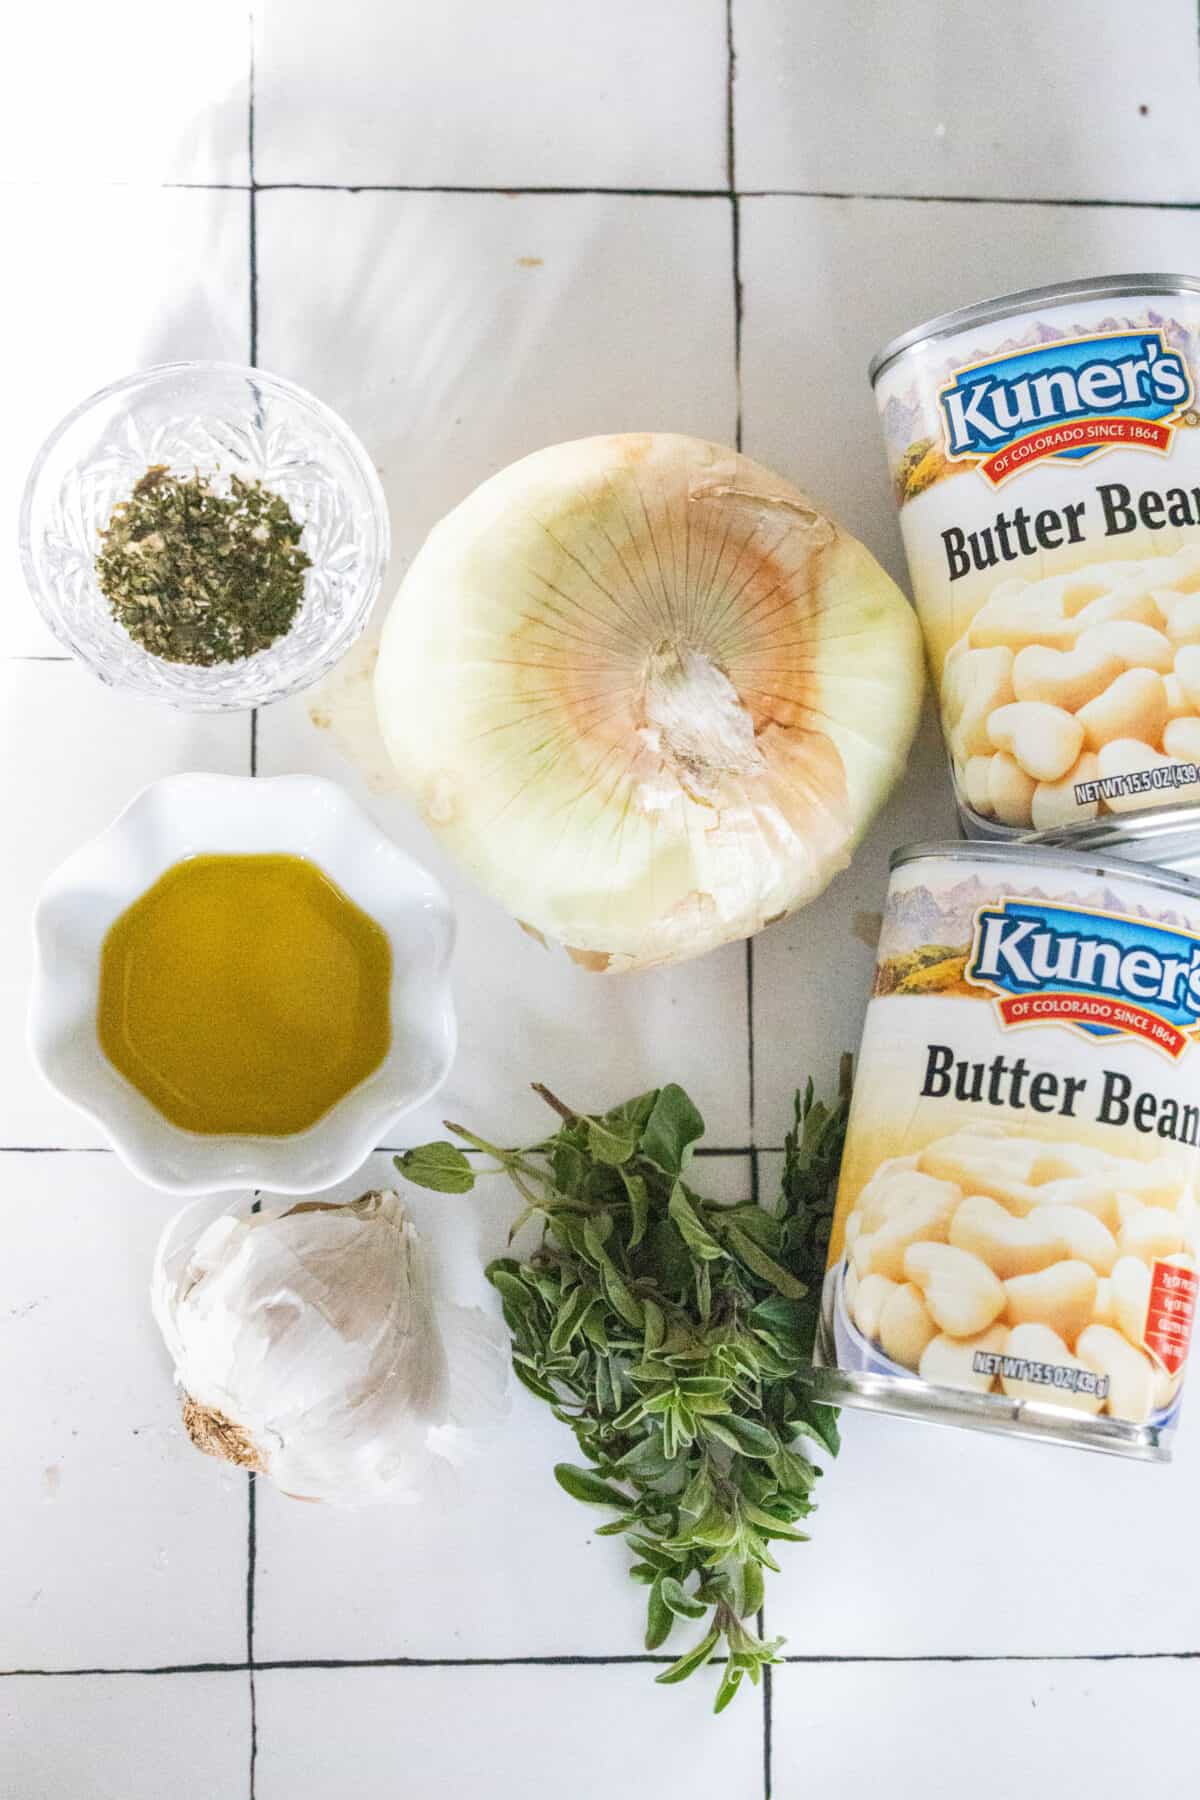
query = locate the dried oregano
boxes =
[96,465,311,666]
[396,1065,849,1712]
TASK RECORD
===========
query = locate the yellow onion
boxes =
[376,434,923,972]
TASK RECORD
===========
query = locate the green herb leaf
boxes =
[713,1663,744,1714]
[641,1298,666,1356]
[659,1577,708,1621]
[510,1360,557,1403]
[640,1085,705,1174]
[645,1579,673,1650]
[787,1393,842,1457]
[740,1559,765,1618]
[585,1114,639,1166]
[553,1464,634,1510]
[394,1143,476,1193]
[667,1185,726,1262]
[549,1285,602,1353]
[621,1170,651,1249]
[603,1091,660,1136]
[723,1224,807,1298]
[655,1624,721,1685]
[717,1414,779,1459]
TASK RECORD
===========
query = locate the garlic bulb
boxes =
[375,433,924,973]
[152,1190,508,1506]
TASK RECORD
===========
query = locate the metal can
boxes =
[811,840,1200,1460]
[871,274,1200,840]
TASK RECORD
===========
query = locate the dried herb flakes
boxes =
[96,465,311,666]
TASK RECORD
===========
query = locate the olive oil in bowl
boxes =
[97,853,392,1136]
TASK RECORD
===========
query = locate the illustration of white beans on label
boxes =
[999,1324,1105,1414]
[842,1135,1197,1418]
[944,548,1200,823]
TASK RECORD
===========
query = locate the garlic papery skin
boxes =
[152,1190,507,1506]
[374,433,924,973]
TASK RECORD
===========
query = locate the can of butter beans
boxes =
[811,840,1200,1460]
[871,274,1200,840]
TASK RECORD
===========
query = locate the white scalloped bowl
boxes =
[29,774,456,1195]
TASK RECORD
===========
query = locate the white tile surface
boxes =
[771,1399,1200,1656]
[255,187,738,575]
[1,662,248,1147]
[733,0,1200,202]
[255,1663,763,1800]
[254,1153,751,1660]
[0,1673,251,1800]
[254,0,729,189]
[2,2,249,183]
[758,1162,1200,1658]
[0,1156,248,1669]
[772,1658,1200,1798]
[3,186,250,655]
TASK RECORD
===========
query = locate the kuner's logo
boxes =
[939,330,1193,487]
[966,898,1200,1059]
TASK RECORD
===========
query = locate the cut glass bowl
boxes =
[19,362,389,711]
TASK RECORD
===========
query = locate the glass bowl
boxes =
[19,362,389,712]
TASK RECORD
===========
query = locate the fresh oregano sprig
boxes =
[396,1063,850,1713]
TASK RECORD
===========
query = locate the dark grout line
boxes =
[0,1142,778,1156]
[724,0,737,196]
[762,1660,773,1799]
[128,180,1200,212]
[23,175,1200,210]
[247,6,257,187]
[248,205,258,368]
[247,0,258,361]
[1,1664,251,1678]
[247,1475,258,1799]
[256,1654,683,1670]
[725,0,753,1160]
[382,1142,769,1157]
[779,1650,1200,1665]
[744,938,755,1137]
[253,183,731,198]
[739,188,1200,210]
[730,195,744,444]
[5,1649,1197,1679]
[247,20,260,1794]
[248,185,259,366]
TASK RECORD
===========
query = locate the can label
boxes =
[816,850,1200,1441]
[874,288,1200,835]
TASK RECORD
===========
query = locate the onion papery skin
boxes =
[376,434,924,972]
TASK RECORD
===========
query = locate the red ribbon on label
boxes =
[1145,1259,1198,1377]
[995,991,1187,1057]
[979,417,1173,484]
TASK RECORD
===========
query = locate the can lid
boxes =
[890,835,1200,905]
[1037,808,1200,869]
[868,272,1200,387]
